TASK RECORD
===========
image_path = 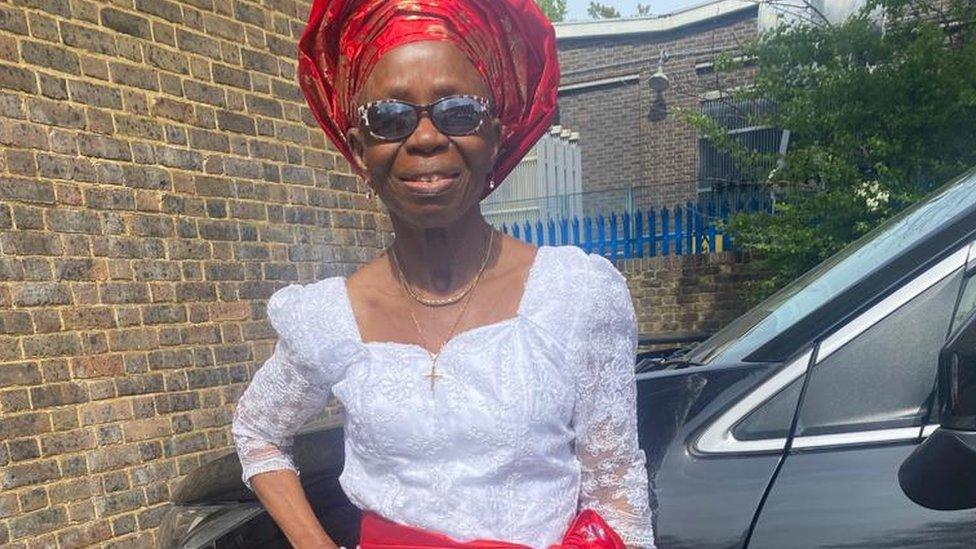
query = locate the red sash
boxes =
[359,509,626,549]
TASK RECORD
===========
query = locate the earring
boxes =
[488,179,496,190]
[366,188,374,200]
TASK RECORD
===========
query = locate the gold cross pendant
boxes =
[424,357,444,393]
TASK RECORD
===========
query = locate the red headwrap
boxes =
[298,0,560,197]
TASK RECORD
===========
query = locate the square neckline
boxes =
[339,245,549,356]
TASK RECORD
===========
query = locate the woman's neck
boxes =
[389,207,495,295]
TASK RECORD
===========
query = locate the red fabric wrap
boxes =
[297,0,560,197]
[359,509,627,549]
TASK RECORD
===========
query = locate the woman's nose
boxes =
[404,113,449,153]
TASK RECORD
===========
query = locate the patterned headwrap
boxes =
[298,0,560,197]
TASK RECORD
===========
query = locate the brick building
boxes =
[554,0,761,211]
[0,1,390,547]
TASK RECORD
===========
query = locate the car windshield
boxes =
[689,167,976,364]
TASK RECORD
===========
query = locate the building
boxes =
[554,0,762,213]
[551,0,870,217]
[0,1,389,546]
[481,126,583,229]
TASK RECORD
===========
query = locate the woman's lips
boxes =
[398,173,460,196]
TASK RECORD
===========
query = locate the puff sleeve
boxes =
[231,279,362,490]
[573,255,655,548]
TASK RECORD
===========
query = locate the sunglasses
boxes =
[357,94,492,141]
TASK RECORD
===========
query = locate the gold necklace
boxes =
[408,288,477,392]
[389,231,494,307]
[392,232,494,392]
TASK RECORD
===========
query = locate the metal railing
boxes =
[498,191,773,259]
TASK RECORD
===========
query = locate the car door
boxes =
[747,242,976,548]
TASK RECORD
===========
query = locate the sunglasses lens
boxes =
[432,97,487,135]
[367,102,417,140]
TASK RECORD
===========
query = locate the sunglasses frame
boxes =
[357,94,493,141]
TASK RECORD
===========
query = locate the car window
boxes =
[689,167,976,365]
[950,273,976,336]
[734,267,965,442]
[733,376,802,441]
[795,268,963,436]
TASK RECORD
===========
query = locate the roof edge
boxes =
[555,0,758,40]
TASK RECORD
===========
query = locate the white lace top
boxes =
[231,245,655,548]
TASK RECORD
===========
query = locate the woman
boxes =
[231,1,655,548]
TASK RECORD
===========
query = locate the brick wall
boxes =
[0,1,390,547]
[557,9,759,209]
[558,80,642,198]
[619,252,758,337]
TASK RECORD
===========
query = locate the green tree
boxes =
[535,0,568,22]
[687,0,976,298]
[635,3,652,16]
[587,1,621,19]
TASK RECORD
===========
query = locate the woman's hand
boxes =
[250,470,340,549]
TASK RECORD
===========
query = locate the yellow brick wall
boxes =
[0,1,390,547]
[619,252,759,337]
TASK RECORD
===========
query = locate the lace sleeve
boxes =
[573,255,655,548]
[231,282,352,491]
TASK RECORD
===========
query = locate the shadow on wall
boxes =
[648,96,667,122]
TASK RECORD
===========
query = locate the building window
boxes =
[698,97,789,193]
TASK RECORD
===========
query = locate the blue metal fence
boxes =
[499,195,773,259]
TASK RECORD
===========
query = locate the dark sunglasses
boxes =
[357,94,492,141]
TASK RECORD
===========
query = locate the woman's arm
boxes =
[232,284,349,547]
[231,337,340,547]
[574,255,655,549]
[251,470,339,549]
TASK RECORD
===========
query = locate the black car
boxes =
[159,167,976,548]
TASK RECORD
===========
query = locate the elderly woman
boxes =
[230,1,655,548]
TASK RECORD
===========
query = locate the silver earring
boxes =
[366,188,374,200]
[488,179,496,190]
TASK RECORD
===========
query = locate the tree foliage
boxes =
[687,0,976,298]
[587,1,621,19]
[535,0,568,22]
[586,2,655,19]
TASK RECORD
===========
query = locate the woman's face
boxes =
[346,41,501,229]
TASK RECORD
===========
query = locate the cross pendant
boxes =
[424,356,443,392]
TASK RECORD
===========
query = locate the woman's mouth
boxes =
[398,172,461,196]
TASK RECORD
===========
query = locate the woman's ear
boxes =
[488,118,502,166]
[346,127,369,175]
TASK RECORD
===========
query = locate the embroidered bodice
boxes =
[231,245,655,548]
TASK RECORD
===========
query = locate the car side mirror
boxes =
[898,309,976,510]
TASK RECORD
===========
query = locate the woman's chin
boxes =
[388,196,481,229]
[403,205,466,228]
